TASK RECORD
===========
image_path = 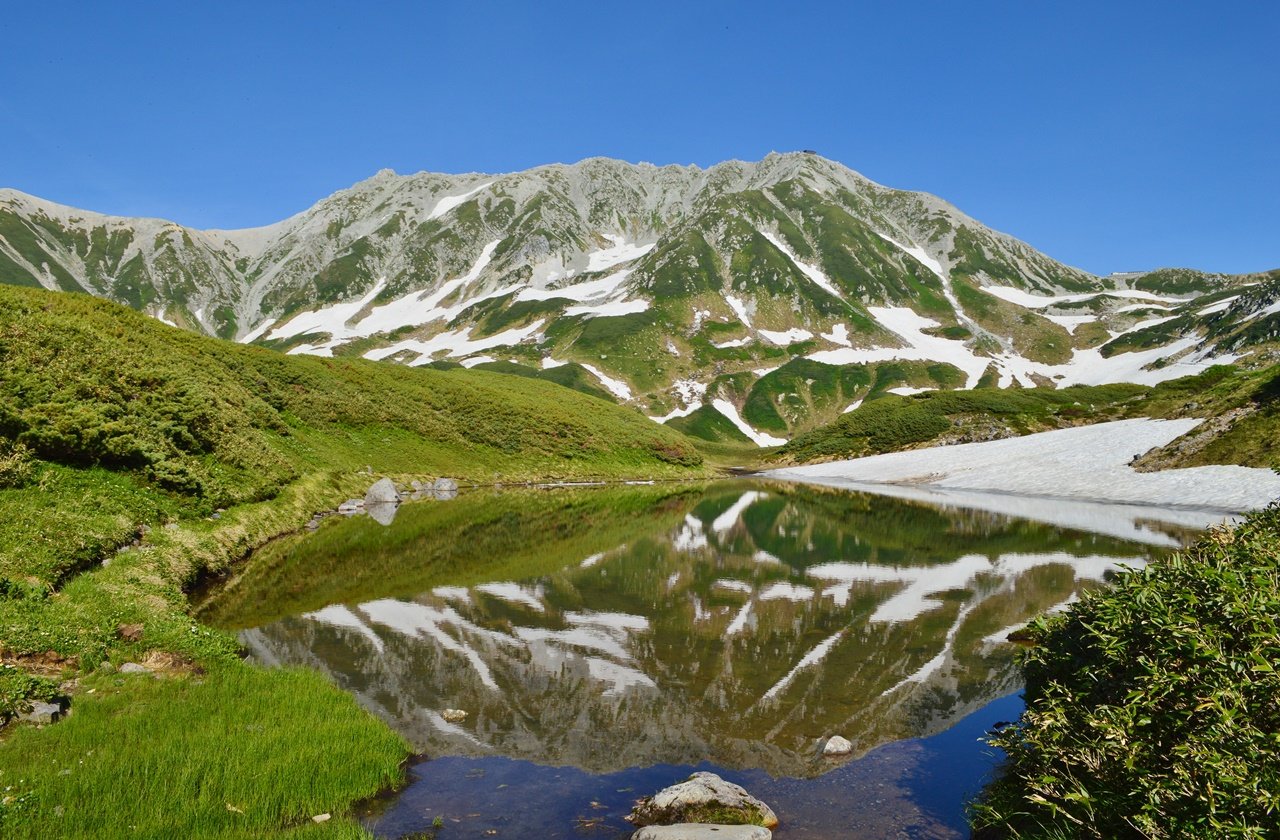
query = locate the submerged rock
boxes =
[365,477,400,506]
[632,825,771,840]
[628,772,778,828]
[441,708,468,723]
[338,499,365,515]
[821,735,853,756]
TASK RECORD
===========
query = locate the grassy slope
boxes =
[0,286,709,838]
[773,364,1280,469]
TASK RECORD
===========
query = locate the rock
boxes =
[337,499,365,515]
[365,477,400,506]
[17,700,64,725]
[119,662,151,675]
[98,660,116,674]
[164,522,180,531]
[116,623,144,643]
[312,813,331,824]
[441,708,468,723]
[410,480,424,491]
[632,826,771,840]
[628,772,778,829]
[432,477,459,500]
[366,502,398,527]
[821,735,853,757]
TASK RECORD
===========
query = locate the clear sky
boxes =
[3,1,1276,274]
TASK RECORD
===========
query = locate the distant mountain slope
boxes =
[3,153,1275,445]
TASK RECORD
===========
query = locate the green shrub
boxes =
[0,441,34,489]
[973,504,1280,838]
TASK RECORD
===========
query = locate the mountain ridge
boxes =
[2,153,1276,446]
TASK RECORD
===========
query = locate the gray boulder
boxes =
[628,772,778,828]
[17,700,64,725]
[432,477,458,492]
[821,735,853,756]
[119,662,151,675]
[632,826,770,840]
[365,478,400,506]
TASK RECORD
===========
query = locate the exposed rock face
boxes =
[628,772,778,829]
[632,825,771,840]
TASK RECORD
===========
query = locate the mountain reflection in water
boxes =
[201,480,1207,836]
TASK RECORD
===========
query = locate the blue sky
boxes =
[3,1,1276,274]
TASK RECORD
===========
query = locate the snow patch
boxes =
[711,399,787,447]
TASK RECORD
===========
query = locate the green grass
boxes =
[973,504,1280,839]
[667,405,752,444]
[0,664,406,839]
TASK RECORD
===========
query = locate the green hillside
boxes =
[0,285,708,838]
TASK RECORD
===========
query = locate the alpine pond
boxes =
[199,480,1216,838]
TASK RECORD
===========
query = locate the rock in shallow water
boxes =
[822,735,853,756]
[365,477,400,506]
[632,825,771,840]
[628,772,778,829]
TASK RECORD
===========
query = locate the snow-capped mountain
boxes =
[2,153,1276,445]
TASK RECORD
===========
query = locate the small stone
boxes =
[312,813,331,824]
[441,708,468,723]
[117,623,144,643]
[432,477,459,493]
[164,522,180,531]
[119,662,151,675]
[632,826,771,840]
[338,499,365,515]
[210,512,221,520]
[821,735,853,757]
[98,660,116,674]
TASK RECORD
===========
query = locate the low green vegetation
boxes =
[973,504,1280,839]
[0,665,406,839]
[774,382,1149,463]
[776,364,1280,468]
[0,285,709,838]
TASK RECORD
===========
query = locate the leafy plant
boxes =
[973,504,1280,838]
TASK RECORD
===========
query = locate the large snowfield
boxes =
[763,419,1280,540]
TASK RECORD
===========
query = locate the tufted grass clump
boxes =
[972,503,1280,838]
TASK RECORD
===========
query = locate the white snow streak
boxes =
[711,399,787,447]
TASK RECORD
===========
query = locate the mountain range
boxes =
[2,153,1276,445]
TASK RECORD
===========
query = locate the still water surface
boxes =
[201,480,1207,838]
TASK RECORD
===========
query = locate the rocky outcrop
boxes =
[628,772,778,829]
